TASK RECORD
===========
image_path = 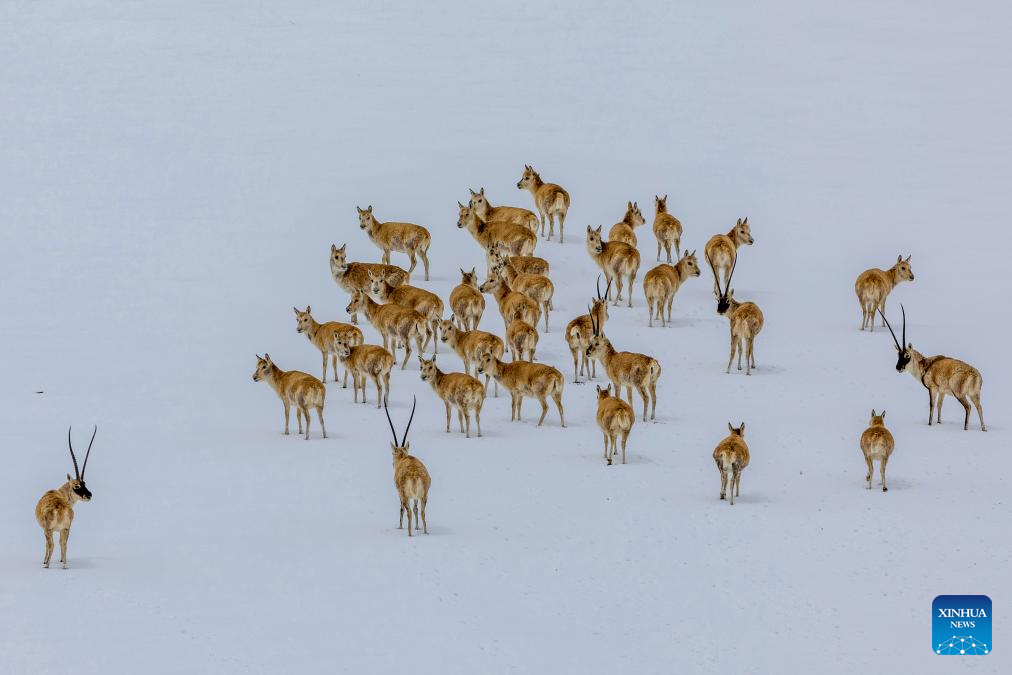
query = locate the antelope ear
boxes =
[367,205,373,213]
[881,411,886,418]
[67,473,74,482]
[480,187,485,195]
[742,217,748,225]
[728,422,734,433]
[403,441,410,451]
[596,385,602,393]
[633,201,638,209]
[356,206,363,214]
[871,409,876,417]
[736,218,742,225]
[663,194,668,201]
[905,254,911,262]
[897,254,903,263]
[627,201,633,209]
[338,244,346,252]
[739,423,746,434]
[305,305,311,314]
[458,200,465,208]
[587,225,592,232]
[331,243,338,253]
[293,306,300,315]
[470,267,476,275]
[469,188,478,197]
[907,342,913,349]
[264,353,271,362]
[595,225,602,233]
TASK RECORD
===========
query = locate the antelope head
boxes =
[418,355,438,382]
[293,305,314,334]
[517,164,538,190]
[345,289,368,316]
[655,194,668,214]
[384,397,416,461]
[252,353,274,382]
[586,225,604,255]
[585,301,610,358]
[681,250,701,277]
[733,217,754,246]
[65,426,96,501]
[356,205,376,232]
[878,305,912,373]
[894,254,915,282]
[469,187,489,212]
[330,243,348,274]
[727,422,746,437]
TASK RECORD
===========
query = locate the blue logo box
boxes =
[933,595,991,655]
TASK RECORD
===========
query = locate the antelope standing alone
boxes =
[653,195,683,262]
[596,385,634,466]
[880,307,986,431]
[438,318,505,396]
[346,290,429,370]
[709,253,764,375]
[449,268,485,331]
[293,305,363,386]
[585,313,662,422]
[713,423,749,505]
[860,410,894,492]
[329,243,409,324]
[468,187,540,234]
[855,255,914,331]
[499,259,554,330]
[564,278,610,383]
[608,201,646,247]
[477,353,566,427]
[418,355,484,438]
[368,270,444,353]
[516,164,570,241]
[586,225,640,307]
[506,309,539,361]
[704,218,753,295]
[356,205,432,281]
[479,269,541,331]
[36,427,96,569]
[384,398,430,537]
[333,336,394,407]
[490,241,550,277]
[643,250,700,327]
[252,354,327,439]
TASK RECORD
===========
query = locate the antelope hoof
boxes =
[882,486,888,492]
[43,562,49,568]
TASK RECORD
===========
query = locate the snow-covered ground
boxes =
[2,2,1009,672]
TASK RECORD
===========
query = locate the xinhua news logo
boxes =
[933,595,991,655]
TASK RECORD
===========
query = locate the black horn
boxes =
[596,275,602,300]
[384,402,399,445]
[401,396,417,446]
[81,426,97,478]
[67,427,80,480]
[879,308,901,351]
[901,304,906,348]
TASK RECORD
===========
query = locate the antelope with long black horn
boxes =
[709,250,764,375]
[35,426,96,569]
[385,397,431,536]
[585,309,662,422]
[564,276,611,383]
[879,306,986,431]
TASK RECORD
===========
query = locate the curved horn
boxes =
[725,252,738,290]
[878,309,901,351]
[68,427,80,480]
[383,401,399,446]
[901,304,906,348]
[81,425,97,478]
[401,396,417,446]
[596,275,602,300]
[705,251,723,294]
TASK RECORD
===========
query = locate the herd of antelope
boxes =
[35,165,991,564]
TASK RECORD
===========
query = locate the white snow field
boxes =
[1,1,1009,673]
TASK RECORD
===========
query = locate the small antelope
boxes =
[333,336,394,407]
[385,399,430,536]
[564,278,610,383]
[293,305,363,386]
[653,194,683,262]
[368,270,444,353]
[586,225,640,307]
[709,253,764,375]
[860,410,894,492]
[643,250,701,327]
[36,427,96,569]
[517,164,570,241]
[704,218,753,295]
[855,255,914,331]
[500,260,554,330]
[457,202,536,262]
[449,268,485,331]
[356,205,432,281]
[596,385,634,466]
[506,309,539,361]
[438,318,505,396]
[585,313,661,421]
[881,307,986,431]
[252,354,327,440]
[608,201,646,247]
[346,290,429,370]
[479,269,541,331]
[490,241,550,276]
[418,355,484,438]
[329,243,409,324]
[713,423,749,505]
[468,187,539,233]
[476,353,566,427]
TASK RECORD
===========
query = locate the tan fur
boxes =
[479,269,541,331]
[704,218,754,294]
[500,260,554,331]
[902,345,986,431]
[713,423,750,505]
[586,225,641,307]
[490,241,550,276]
[506,310,539,361]
[586,335,661,422]
[35,479,88,569]
[855,255,914,331]
[517,164,570,241]
[608,201,646,247]
[293,305,364,386]
[653,195,683,262]
[253,354,327,440]
[391,442,431,537]
[720,291,765,375]
[860,410,895,491]
[346,290,429,370]
[369,271,444,353]
[333,338,394,407]
[329,243,409,324]
[565,297,609,383]
[468,187,539,233]
[643,250,700,327]
[418,355,484,438]
[596,384,634,465]
[356,205,432,281]
[438,318,505,397]
[449,268,485,331]
[457,202,537,264]
[477,354,566,427]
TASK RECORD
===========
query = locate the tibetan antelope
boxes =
[368,270,444,353]
[506,309,539,361]
[709,253,764,375]
[490,241,549,276]
[499,260,554,330]
[438,318,505,396]
[713,423,749,505]
[457,202,536,264]
[333,336,394,407]
[479,268,541,331]
[477,353,566,427]
[252,354,327,439]
[643,250,701,327]
[608,201,646,247]
[860,410,894,492]
[586,225,640,307]
[596,385,634,466]
[586,314,661,422]
[855,255,914,331]
[880,307,986,431]
[449,268,485,331]
[384,398,430,536]
[516,164,570,241]
[468,187,539,233]
[346,290,428,370]
[564,278,610,383]
[653,195,683,262]
[329,243,408,324]
[36,427,96,569]
[356,205,431,281]
[293,305,363,386]
[418,355,484,438]
[704,217,753,295]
